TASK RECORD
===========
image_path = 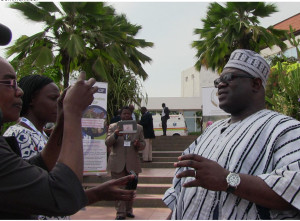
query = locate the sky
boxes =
[1,1,300,97]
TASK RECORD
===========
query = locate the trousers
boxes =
[142,139,152,161]
[111,169,136,217]
[161,116,168,135]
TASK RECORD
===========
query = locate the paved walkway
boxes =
[71,206,170,220]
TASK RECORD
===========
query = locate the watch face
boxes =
[226,173,241,187]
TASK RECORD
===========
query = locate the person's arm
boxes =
[105,124,122,147]
[175,154,293,210]
[56,72,98,181]
[230,173,292,210]
[0,137,88,217]
[85,175,136,205]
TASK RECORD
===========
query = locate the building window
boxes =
[185,77,188,82]
[283,47,298,58]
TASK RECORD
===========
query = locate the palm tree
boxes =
[6,2,153,89]
[106,67,147,123]
[192,2,287,73]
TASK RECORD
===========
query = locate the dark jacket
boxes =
[139,111,155,139]
[0,136,87,219]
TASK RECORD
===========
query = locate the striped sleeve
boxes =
[257,118,300,211]
[162,137,199,209]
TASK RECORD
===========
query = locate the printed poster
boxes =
[202,87,230,116]
[82,82,108,175]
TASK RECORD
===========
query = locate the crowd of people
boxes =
[1,22,300,220]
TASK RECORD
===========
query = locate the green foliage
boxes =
[188,131,202,136]
[267,53,298,67]
[6,2,153,86]
[195,110,202,129]
[6,2,154,120]
[192,2,287,73]
[1,122,16,135]
[286,25,300,61]
[265,62,300,120]
[106,68,147,123]
[10,56,63,88]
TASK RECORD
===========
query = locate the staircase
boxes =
[141,135,198,168]
[83,135,198,208]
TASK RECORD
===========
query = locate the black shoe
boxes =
[126,213,135,218]
[116,216,126,220]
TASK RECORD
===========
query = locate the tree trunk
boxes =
[61,51,71,89]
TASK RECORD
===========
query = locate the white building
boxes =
[260,13,300,59]
[140,96,203,133]
[141,67,218,133]
[181,66,218,97]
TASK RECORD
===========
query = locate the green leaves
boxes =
[7,2,153,121]
[30,46,53,67]
[60,33,85,58]
[192,2,287,73]
[10,2,54,23]
[266,62,300,120]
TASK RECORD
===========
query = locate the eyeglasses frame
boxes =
[0,79,18,90]
[214,73,255,88]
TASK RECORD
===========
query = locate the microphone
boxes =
[0,23,12,46]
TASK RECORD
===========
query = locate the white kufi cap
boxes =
[224,49,270,88]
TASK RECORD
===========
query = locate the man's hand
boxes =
[85,175,136,204]
[175,154,229,191]
[114,128,123,137]
[133,139,140,148]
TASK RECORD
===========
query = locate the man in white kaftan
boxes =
[163,49,300,219]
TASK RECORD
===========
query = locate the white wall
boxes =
[181,66,219,98]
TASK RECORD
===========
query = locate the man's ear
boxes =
[252,78,263,92]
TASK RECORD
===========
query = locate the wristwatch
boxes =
[226,172,241,193]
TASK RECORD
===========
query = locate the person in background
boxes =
[139,107,155,162]
[111,109,121,124]
[161,103,170,136]
[0,54,135,218]
[129,104,136,121]
[106,106,145,220]
[163,49,300,219]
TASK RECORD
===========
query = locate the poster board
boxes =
[202,87,230,116]
[82,82,108,175]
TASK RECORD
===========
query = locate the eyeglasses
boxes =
[0,79,18,90]
[214,73,255,88]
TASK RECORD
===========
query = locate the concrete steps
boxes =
[83,171,174,208]
[152,135,197,151]
[90,194,166,208]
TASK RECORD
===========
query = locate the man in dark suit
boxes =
[161,103,170,136]
[139,107,155,162]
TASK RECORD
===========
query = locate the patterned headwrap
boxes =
[224,49,270,88]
